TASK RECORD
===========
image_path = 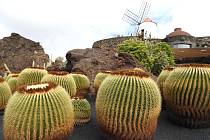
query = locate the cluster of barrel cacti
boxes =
[96,69,161,140]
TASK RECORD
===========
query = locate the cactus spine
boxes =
[4,82,75,140]
[17,67,48,86]
[71,73,90,98]
[41,71,76,97]
[72,97,91,125]
[0,78,12,110]
[96,69,161,140]
[164,64,210,128]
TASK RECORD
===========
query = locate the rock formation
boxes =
[0,33,49,72]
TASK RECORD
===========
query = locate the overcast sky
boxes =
[0,0,210,59]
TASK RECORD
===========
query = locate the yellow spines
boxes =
[164,64,210,128]
[96,69,161,140]
[71,73,90,98]
[3,82,75,140]
[72,97,91,125]
[41,71,76,97]
[0,78,12,110]
[17,67,48,86]
[93,71,111,92]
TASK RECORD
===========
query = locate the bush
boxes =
[118,39,175,75]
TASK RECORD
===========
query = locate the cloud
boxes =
[0,0,210,59]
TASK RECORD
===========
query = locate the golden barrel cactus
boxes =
[17,67,48,86]
[41,71,76,97]
[71,73,90,98]
[7,74,19,93]
[0,77,12,110]
[164,64,210,128]
[96,69,161,140]
[93,71,111,92]
[4,82,75,140]
[72,97,91,125]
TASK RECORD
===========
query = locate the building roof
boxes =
[166,28,191,38]
[142,18,157,25]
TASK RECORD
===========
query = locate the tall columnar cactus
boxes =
[93,71,111,92]
[96,69,161,140]
[72,97,91,125]
[17,67,48,86]
[4,82,75,140]
[157,66,174,109]
[0,78,12,110]
[71,73,90,98]
[164,64,210,128]
[7,74,19,93]
[41,71,76,97]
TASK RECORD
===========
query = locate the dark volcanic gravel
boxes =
[0,96,210,140]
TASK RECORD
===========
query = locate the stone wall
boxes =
[0,33,49,72]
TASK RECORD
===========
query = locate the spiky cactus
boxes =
[5,73,19,82]
[93,71,111,92]
[0,78,12,110]
[7,74,19,93]
[17,67,48,86]
[157,66,174,109]
[96,69,161,140]
[72,97,91,125]
[4,82,75,140]
[71,73,90,98]
[41,71,76,97]
[164,64,210,128]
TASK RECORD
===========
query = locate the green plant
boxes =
[157,66,174,109]
[71,73,90,98]
[0,77,12,110]
[17,67,48,86]
[72,97,91,125]
[96,69,161,140]
[7,74,19,93]
[5,73,19,82]
[164,64,210,128]
[41,71,76,97]
[93,71,111,92]
[118,39,175,75]
[3,82,75,140]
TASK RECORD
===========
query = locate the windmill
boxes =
[123,0,151,37]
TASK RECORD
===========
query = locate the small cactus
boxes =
[41,71,76,97]
[0,77,12,110]
[72,97,91,125]
[17,67,48,86]
[71,73,90,98]
[7,74,19,93]
[96,69,161,140]
[164,64,210,128]
[157,66,174,109]
[93,71,111,92]
[4,82,75,140]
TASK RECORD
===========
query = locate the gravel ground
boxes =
[0,96,209,140]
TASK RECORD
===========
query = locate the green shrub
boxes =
[96,69,161,140]
[164,64,210,128]
[4,82,75,139]
[118,39,175,75]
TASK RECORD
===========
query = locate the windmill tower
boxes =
[123,0,155,38]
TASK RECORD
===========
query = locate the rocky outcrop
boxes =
[66,47,146,95]
[0,33,49,72]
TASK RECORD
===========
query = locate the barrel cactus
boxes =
[7,74,19,93]
[157,66,174,109]
[71,73,90,98]
[96,69,161,140]
[4,82,75,140]
[164,64,210,128]
[0,77,12,110]
[93,71,111,92]
[5,73,19,82]
[41,71,76,97]
[72,97,91,125]
[17,67,48,86]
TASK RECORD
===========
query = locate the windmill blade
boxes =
[122,9,140,25]
[138,0,151,23]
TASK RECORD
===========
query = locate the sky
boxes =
[0,0,210,60]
